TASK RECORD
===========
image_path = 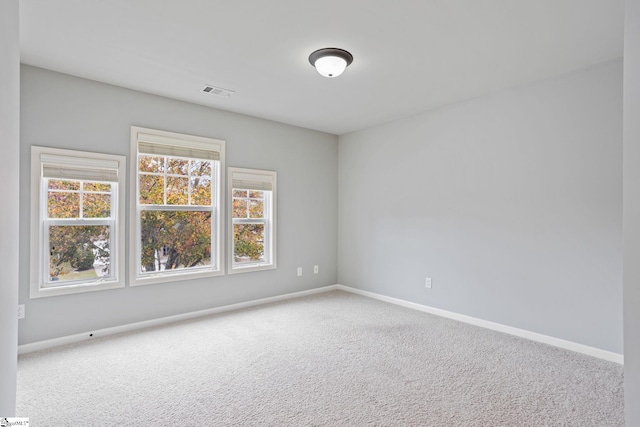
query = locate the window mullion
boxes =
[48,218,110,226]
[43,220,51,284]
[163,156,167,205]
[139,204,213,212]
[234,218,265,225]
[79,181,84,219]
[41,177,50,284]
[188,159,192,206]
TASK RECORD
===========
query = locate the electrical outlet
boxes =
[297,267,303,276]
[313,265,319,274]
[425,278,432,289]
[17,304,25,319]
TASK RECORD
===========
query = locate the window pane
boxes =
[233,190,247,198]
[249,190,264,199]
[234,224,265,263]
[190,176,211,206]
[48,192,80,218]
[139,210,212,273]
[48,179,80,191]
[83,193,111,218]
[233,198,248,218]
[190,160,212,177]
[167,157,189,175]
[84,182,111,192]
[249,199,264,218]
[166,176,189,205]
[139,155,164,173]
[48,225,110,283]
[139,174,164,204]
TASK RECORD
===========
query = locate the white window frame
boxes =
[130,126,225,286]
[228,167,277,274]
[30,146,126,299]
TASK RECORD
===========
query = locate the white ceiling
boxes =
[19,0,625,135]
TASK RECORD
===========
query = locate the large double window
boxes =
[228,168,276,273]
[30,146,126,298]
[130,127,225,285]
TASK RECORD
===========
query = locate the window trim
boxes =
[130,126,225,286]
[30,146,126,299]
[228,167,277,274]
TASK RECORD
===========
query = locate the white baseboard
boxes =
[20,283,623,365]
[18,285,339,355]
[335,284,624,365]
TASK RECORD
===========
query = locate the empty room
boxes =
[2,0,640,425]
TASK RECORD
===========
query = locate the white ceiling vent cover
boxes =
[202,85,235,98]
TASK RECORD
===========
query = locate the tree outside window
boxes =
[137,155,214,273]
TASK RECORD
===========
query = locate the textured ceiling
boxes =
[19,0,625,135]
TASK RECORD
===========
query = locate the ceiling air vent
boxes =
[202,85,235,98]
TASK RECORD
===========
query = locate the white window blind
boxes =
[137,133,221,161]
[41,153,120,182]
[231,171,274,191]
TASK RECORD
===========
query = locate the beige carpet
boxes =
[17,290,624,426]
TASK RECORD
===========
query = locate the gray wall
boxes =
[624,0,640,423]
[19,65,338,345]
[0,0,20,415]
[338,61,623,353]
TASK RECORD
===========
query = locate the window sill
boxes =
[130,268,224,286]
[30,279,124,299]
[228,263,276,275]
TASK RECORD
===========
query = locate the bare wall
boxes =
[0,0,20,415]
[19,65,338,345]
[624,0,640,422]
[338,61,623,353]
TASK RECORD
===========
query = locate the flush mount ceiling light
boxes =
[308,48,353,78]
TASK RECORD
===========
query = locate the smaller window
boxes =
[30,146,126,298]
[228,168,276,273]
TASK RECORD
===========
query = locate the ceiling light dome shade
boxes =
[309,48,353,78]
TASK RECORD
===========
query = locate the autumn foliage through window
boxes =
[138,155,214,272]
[233,189,266,263]
[47,179,113,283]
